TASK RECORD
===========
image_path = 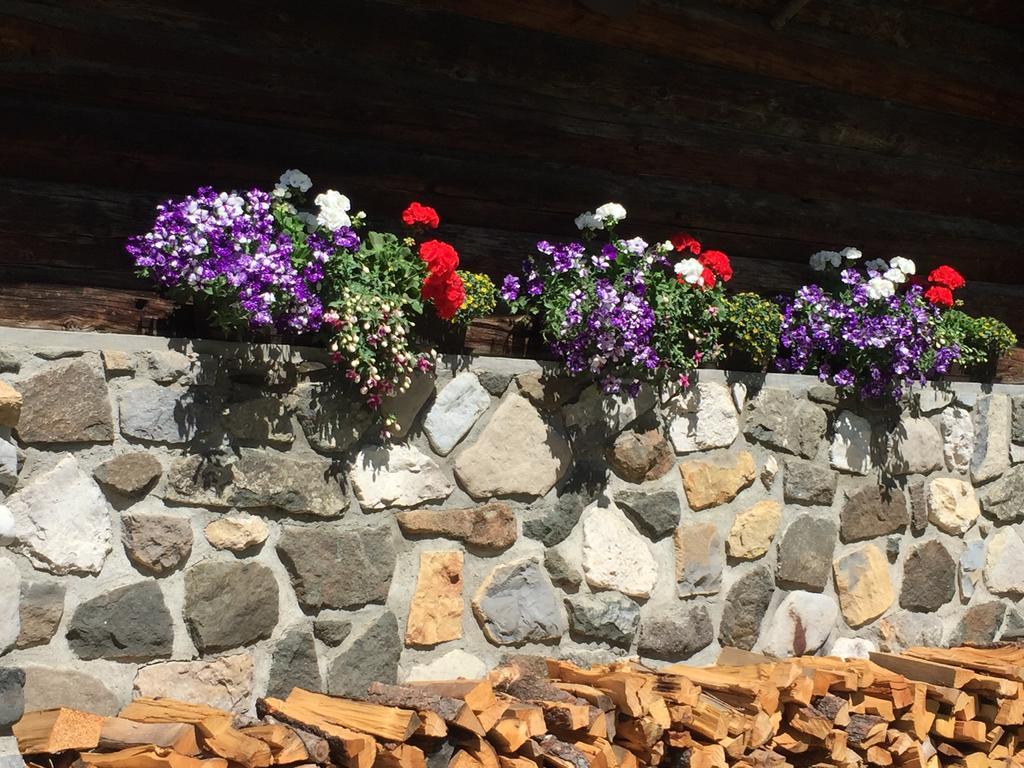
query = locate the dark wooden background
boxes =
[1,0,1022,338]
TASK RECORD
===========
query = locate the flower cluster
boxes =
[924,265,965,309]
[453,270,497,324]
[503,205,732,394]
[130,172,468,425]
[775,249,959,399]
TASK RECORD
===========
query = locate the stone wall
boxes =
[1,326,1024,727]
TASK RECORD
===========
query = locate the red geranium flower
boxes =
[422,269,465,319]
[671,233,701,255]
[701,268,716,289]
[402,202,440,229]
[418,240,459,275]
[924,285,954,308]
[928,265,965,291]
[699,249,732,282]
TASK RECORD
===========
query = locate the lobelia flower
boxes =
[314,190,352,230]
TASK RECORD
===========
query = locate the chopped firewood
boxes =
[450,750,484,768]
[284,688,422,742]
[367,682,481,735]
[76,746,227,767]
[411,680,507,733]
[98,719,199,755]
[119,700,231,726]
[496,757,534,768]
[238,724,310,764]
[14,709,106,754]
[256,696,377,768]
[196,717,273,767]
[376,742,427,768]
[552,684,614,712]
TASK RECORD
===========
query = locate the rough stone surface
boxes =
[1014,395,1024,444]
[295,382,371,454]
[16,580,64,649]
[0,667,24,728]
[134,653,254,714]
[674,522,725,596]
[472,559,566,645]
[0,350,20,374]
[638,604,714,660]
[455,394,572,499]
[834,545,895,627]
[204,514,269,552]
[614,489,681,540]
[727,501,782,560]
[776,516,837,591]
[21,666,120,716]
[396,503,516,551]
[887,416,943,475]
[744,388,826,458]
[351,444,453,510]
[762,591,838,656]
[761,455,778,489]
[958,539,986,600]
[67,581,174,661]
[381,371,435,440]
[423,372,491,455]
[563,383,656,443]
[1004,608,1024,640]
[0,558,20,653]
[972,393,1012,484]
[830,410,873,474]
[313,619,352,647]
[828,637,878,659]
[233,448,349,517]
[404,649,488,683]
[277,523,396,611]
[718,567,773,651]
[267,628,321,698]
[565,592,640,647]
[139,350,190,384]
[666,382,739,453]
[327,612,401,696]
[900,540,956,612]
[93,452,163,496]
[581,505,659,598]
[7,455,112,575]
[679,451,756,511]
[406,551,464,647]
[164,453,234,508]
[16,359,114,443]
[0,502,12,543]
[978,465,1024,523]
[950,602,1007,646]
[880,611,944,651]
[101,349,134,376]
[0,380,21,429]
[544,546,582,588]
[478,370,513,396]
[121,511,193,575]
[606,427,675,483]
[516,373,585,411]
[184,561,279,652]
[839,485,909,542]
[224,396,294,446]
[917,388,954,414]
[984,526,1024,596]
[927,478,980,535]
[782,458,837,506]
[0,434,18,491]
[941,406,974,473]
[522,461,605,546]
[119,382,216,444]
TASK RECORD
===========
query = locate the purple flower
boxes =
[500,275,521,302]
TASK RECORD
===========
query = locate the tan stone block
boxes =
[405,550,464,647]
[727,500,782,559]
[0,379,22,428]
[679,451,756,511]
[834,544,894,627]
[926,477,980,535]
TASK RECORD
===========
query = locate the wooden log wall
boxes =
[0,0,1022,336]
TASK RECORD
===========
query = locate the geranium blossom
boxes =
[402,202,440,229]
[315,190,352,230]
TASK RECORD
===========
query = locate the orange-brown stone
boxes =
[405,550,464,647]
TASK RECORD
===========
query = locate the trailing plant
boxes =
[935,310,1016,372]
[501,204,732,395]
[774,249,962,400]
[719,292,782,369]
[453,271,497,325]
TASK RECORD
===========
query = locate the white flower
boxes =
[840,246,862,261]
[272,185,290,198]
[809,250,842,271]
[315,190,352,230]
[865,258,888,272]
[279,169,312,192]
[296,212,319,232]
[657,240,674,253]
[890,256,916,275]
[623,236,648,254]
[866,277,896,300]
[574,211,604,231]
[674,258,704,286]
[594,202,627,224]
[883,267,908,284]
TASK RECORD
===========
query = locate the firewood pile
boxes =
[12,646,1024,768]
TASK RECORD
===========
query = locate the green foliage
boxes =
[719,293,782,368]
[936,309,1017,370]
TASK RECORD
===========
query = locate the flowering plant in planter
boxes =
[129,171,468,430]
[774,248,962,399]
[501,204,732,394]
